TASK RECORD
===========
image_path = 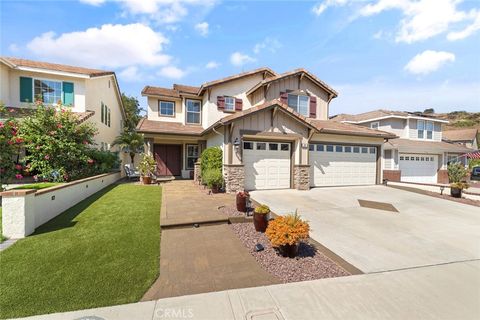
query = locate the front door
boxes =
[154,144,182,176]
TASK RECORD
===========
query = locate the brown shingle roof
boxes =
[332,109,443,123]
[386,138,471,153]
[136,118,203,136]
[1,57,114,77]
[246,68,338,97]
[141,86,180,98]
[173,84,201,95]
[309,119,396,138]
[442,128,478,142]
[0,106,95,124]
[75,110,95,123]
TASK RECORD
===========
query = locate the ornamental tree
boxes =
[20,104,97,182]
[0,106,22,189]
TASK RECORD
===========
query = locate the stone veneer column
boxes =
[223,164,245,193]
[293,165,310,190]
[194,160,202,183]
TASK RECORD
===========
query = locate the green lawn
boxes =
[12,182,62,190]
[0,184,161,319]
[0,208,4,243]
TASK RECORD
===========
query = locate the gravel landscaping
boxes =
[229,222,350,283]
[218,205,246,217]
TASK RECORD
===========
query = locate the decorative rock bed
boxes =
[229,222,350,283]
[218,205,245,217]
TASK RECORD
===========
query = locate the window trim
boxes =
[159,100,176,117]
[287,93,310,117]
[185,144,199,170]
[185,99,202,124]
[33,77,63,105]
[370,121,380,130]
[224,96,235,111]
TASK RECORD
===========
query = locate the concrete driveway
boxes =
[251,186,480,273]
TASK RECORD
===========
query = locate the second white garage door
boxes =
[399,154,438,184]
[243,141,291,190]
[309,144,377,187]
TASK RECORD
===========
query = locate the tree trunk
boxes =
[130,152,135,164]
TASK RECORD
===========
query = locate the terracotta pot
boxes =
[142,176,152,185]
[450,187,462,198]
[236,191,249,212]
[253,211,269,232]
[278,243,299,258]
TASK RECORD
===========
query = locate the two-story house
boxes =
[332,110,471,184]
[0,57,126,153]
[138,68,395,192]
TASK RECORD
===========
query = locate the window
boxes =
[34,79,62,104]
[224,96,235,111]
[405,156,409,160]
[353,147,360,153]
[159,101,175,116]
[370,122,380,130]
[400,156,404,160]
[417,119,434,140]
[426,121,433,139]
[101,102,110,126]
[287,94,309,117]
[243,142,253,150]
[317,144,324,152]
[417,120,424,139]
[416,157,420,161]
[345,146,352,153]
[361,147,368,154]
[269,143,278,151]
[326,145,334,152]
[186,99,201,124]
[309,144,315,151]
[280,143,290,151]
[370,147,376,154]
[186,145,199,169]
[335,145,343,152]
[256,142,266,150]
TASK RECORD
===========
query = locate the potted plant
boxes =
[253,204,270,232]
[448,162,469,198]
[236,191,250,213]
[138,154,156,185]
[266,211,309,258]
[203,168,223,193]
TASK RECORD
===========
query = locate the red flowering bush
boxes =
[0,105,22,189]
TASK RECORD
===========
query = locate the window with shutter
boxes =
[217,96,225,109]
[20,77,33,102]
[309,96,317,118]
[108,107,111,127]
[101,102,105,124]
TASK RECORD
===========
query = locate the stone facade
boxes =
[194,160,201,183]
[383,170,401,182]
[293,165,310,190]
[224,164,245,193]
[437,169,449,184]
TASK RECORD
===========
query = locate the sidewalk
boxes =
[18,260,480,320]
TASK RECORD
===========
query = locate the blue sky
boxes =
[1,0,479,115]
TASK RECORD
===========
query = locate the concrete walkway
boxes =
[143,181,279,301]
[18,260,480,320]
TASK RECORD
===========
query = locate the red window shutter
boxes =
[280,92,288,104]
[235,98,243,111]
[309,96,317,118]
[217,96,225,109]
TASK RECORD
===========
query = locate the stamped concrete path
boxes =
[142,181,279,301]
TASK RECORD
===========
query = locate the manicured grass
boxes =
[0,208,4,243]
[0,184,161,319]
[12,182,62,190]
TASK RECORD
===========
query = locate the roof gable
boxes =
[443,128,478,142]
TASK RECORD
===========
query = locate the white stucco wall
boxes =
[1,172,121,238]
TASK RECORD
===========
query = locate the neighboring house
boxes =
[443,128,479,150]
[138,68,395,192]
[332,110,471,184]
[0,57,126,152]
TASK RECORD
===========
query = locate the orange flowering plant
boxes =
[265,211,310,247]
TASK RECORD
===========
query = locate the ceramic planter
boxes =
[236,191,249,212]
[142,176,152,185]
[450,187,462,198]
[253,211,269,232]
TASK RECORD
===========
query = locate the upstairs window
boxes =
[159,100,175,116]
[34,79,62,104]
[370,122,380,130]
[287,94,309,117]
[417,120,434,140]
[224,96,235,111]
[186,99,201,124]
[101,103,111,127]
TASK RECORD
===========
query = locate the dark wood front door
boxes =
[153,144,182,176]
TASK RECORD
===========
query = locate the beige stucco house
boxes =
[138,68,395,192]
[0,57,126,153]
[332,110,471,184]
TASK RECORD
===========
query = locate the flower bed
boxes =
[229,222,350,283]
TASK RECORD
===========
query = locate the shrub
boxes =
[448,162,469,183]
[202,168,224,189]
[200,147,222,182]
[266,211,309,247]
[138,154,156,177]
[0,105,22,189]
[254,204,270,215]
[87,149,120,174]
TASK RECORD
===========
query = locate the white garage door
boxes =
[309,144,377,187]
[399,154,438,183]
[243,141,291,190]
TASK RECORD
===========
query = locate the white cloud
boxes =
[312,0,348,16]
[360,0,473,43]
[159,66,186,79]
[205,61,220,69]
[253,37,282,54]
[79,0,105,6]
[26,23,171,69]
[194,22,209,36]
[118,66,143,82]
[373,30,384,39]
[447,9,480,40]
[8,43,19,52]
[404,50,455,75]
[230,52,256,67]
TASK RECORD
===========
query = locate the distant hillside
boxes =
[417,110,480,130]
